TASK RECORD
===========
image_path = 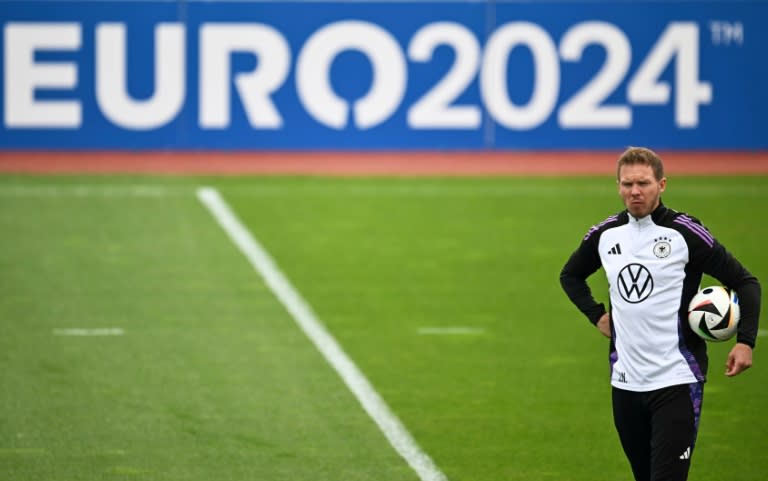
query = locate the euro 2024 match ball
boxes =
[687,286,740,342]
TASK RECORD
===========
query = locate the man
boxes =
[559,147,761,481]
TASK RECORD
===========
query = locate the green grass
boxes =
[1,175,766,481]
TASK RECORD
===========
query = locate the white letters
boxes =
[4,23,81,128]
[559,22,631,128]
[2,19,714,133]
[481,22,559,130]
[200,24,289,129]
[296,21,406,129]
[407,22,481,129]
[628,23,711,128]
[96,23,185,130]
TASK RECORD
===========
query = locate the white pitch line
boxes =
[53,328,124,336]
[196,187,447,481]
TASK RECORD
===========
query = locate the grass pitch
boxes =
[1,175,766,481]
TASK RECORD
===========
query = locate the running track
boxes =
[1,151,767,175]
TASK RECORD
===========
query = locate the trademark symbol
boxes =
[709,21,744,46]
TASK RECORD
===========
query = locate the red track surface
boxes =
[1,151,767,175]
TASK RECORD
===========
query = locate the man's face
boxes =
[618,164,666,218]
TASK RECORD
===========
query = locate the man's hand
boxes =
[596,313,611,338]
[725,343,753,377]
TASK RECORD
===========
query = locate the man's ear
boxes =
[659,177,667,193]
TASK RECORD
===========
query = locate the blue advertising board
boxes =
[1,0,766,150]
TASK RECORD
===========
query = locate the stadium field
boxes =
[1,174,766,481]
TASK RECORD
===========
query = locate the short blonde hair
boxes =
[617,147,665,181]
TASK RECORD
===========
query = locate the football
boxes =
[687,286,740,342]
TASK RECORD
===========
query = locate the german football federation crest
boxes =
[652,236,672,258]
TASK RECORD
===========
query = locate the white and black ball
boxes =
[688,286,740,342]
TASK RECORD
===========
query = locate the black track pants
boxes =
[612,383,703,481]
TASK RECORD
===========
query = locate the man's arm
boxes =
[595,312,611,338]
[726,343,753,377]
[684,219,761,376]
[560,243,606,326]
[703,245,761,349]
